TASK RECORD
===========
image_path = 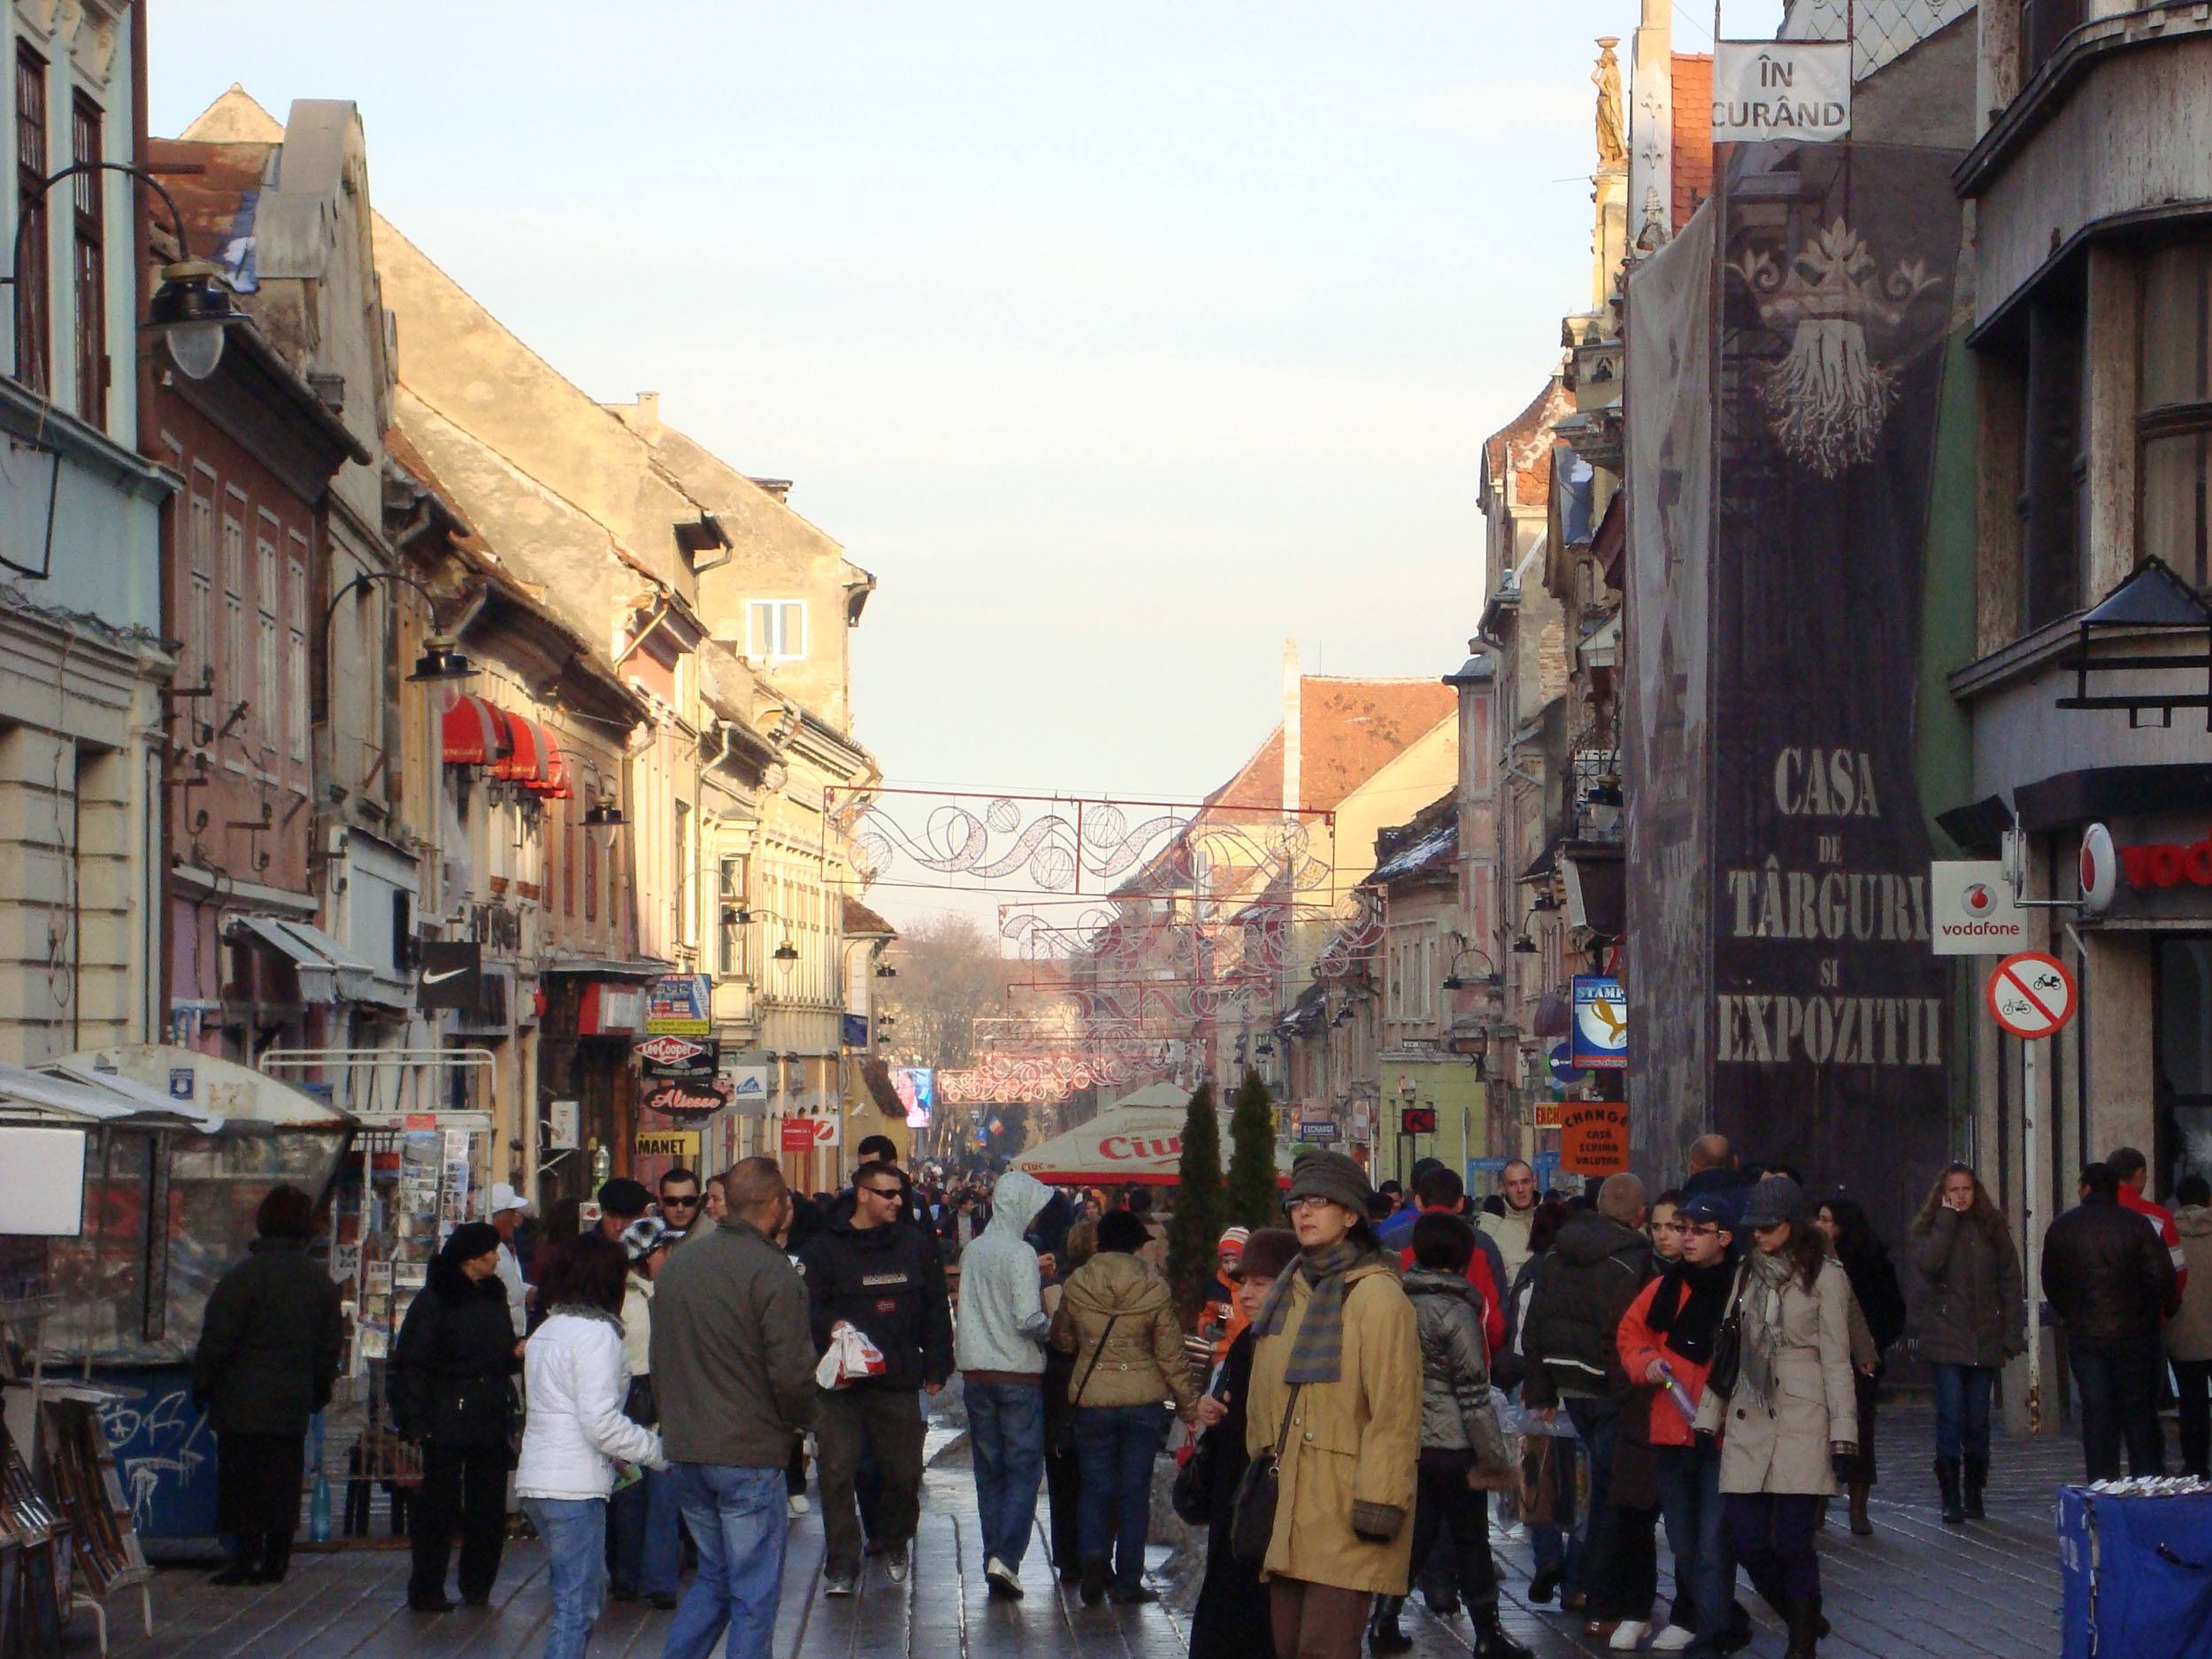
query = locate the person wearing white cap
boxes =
[488,1183,533,1339]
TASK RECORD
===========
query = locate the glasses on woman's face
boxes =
[1286,1194,1336,1216]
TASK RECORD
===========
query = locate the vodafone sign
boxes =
[1929,861,2027,956]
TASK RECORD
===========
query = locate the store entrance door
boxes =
[2157,938,2212,1189]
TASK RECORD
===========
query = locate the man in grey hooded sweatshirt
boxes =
[953,1170,1055,1598]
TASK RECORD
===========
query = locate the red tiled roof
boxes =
[1203,678,1456,817]
[1671,55,1714,229]
[1484,380,1576,511]
[843,896,896,939]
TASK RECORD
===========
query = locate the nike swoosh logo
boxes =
[422,968,472,985]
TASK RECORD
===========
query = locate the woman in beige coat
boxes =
[1694,1177,1855,1659]
[1049,1208,1199,1605]
[1246,1152,1420,1659]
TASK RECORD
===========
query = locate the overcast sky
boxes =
[152,0,1707,928]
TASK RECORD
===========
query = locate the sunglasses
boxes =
[860,1185,904,1200]
[661,1195,700,1209]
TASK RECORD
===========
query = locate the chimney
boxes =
[1281,638,1302,816]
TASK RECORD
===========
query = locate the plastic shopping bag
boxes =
[814,1319,887,1390]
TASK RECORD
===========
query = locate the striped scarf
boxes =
[1253,1240,1374,1386]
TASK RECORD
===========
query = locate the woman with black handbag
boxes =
[1243,1152,1422,1659]
[390,1222,523,1612]
[1186,1228,1298,1659]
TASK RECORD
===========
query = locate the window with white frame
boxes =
[221,507,246,718]
[746,600,807,662]
[287,540,309,763]
[185,483,214,706]
[256,534,280,755]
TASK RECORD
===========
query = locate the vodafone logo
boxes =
[1962,883,1996,918]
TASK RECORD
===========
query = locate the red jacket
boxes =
[2122,1185,2187,1294]
[1617,1274,1715,1448]
[1399,1223,1505,1357]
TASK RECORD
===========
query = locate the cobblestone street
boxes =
[70,1402,2071,1659]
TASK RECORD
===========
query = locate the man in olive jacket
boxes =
[652,1157,819,1659]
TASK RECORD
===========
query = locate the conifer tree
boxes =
[1225,1067,1282,1231]
[1164,1081,1227,1318]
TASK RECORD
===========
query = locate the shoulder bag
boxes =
[1702,1262,1751,1403]
[1171,1413,1221,1525]
[1230,1380,1300,1566]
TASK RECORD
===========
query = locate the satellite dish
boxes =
[2079,824,2117,917]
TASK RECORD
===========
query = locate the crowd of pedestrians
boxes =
[184,1122,2212,1659]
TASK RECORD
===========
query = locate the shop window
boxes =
[2139,244,2212,591]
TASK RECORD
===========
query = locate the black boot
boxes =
[1369,1594,1413,1655]
[1963,1456,1988,1520]
[251,1531,293,1585]
[1847,1480,1873,1537]
[1526,1565,1561,1604]
[1783,1595,1823,1659]
[1472,1608,1534,1658]
[1934,1455,1965,1525]
[1078,1556,1109,1607]
[209,1540,257,1586]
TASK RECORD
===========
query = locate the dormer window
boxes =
[748,600,806,663]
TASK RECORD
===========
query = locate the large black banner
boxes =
[1707,141,1963,1230]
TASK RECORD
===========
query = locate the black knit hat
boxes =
[442,1221,502,1263]
[597,1177,652,1220]
[1232,1227,1301,1282]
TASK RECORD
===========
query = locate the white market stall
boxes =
[1011,1091,1294,1188]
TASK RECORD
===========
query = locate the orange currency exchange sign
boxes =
[1560,1102,1631,1176]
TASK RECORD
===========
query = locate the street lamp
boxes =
[11,162,248,385]
[324,568,477,683]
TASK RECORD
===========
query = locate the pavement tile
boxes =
[62,1401,2078,1658]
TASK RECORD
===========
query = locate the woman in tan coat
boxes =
[1049,1207,1199,1604]
[1694,1177,1856,1659]
[1246,1152,1420,1659]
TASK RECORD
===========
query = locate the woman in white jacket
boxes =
[516,1232,666,1659]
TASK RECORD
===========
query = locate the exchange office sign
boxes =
[1712,41,1849,142]
[645,974,711,1037]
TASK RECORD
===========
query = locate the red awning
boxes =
[494,710,549,788]
[441,694,505,768]
[540,749,573,801]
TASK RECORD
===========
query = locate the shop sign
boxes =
[1294,1112,1339,1144]
[645,974,711,1036]
[644,1074,731,1119]
[1560,1102,1630,1175]
[1533,1101,1565,1129]
[1571,976,1629,1070]
[841,1013,870,1049]
[2117,827,2212,890]
[580,984,645,1036]
[547,1099,580,1149]
[1928,861,2028,956]
[639,1037,718,1086]
[1400,1107,1437,1135]
[167,1065,195,1101]
[1548,1042,1580,1086]
[418,940,483,1010]
[635,1129,701,1162]
[781,1116,841,1153]
[1711,41,1848,142]
[723,1062,770,1117]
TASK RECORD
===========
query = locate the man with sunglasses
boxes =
[658,1169,708,1241]
[798,1159,954,1595]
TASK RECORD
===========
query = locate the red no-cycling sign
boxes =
[1985,951,2077,1040]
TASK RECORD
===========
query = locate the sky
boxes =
[150,0,1715,928]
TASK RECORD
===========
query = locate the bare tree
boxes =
[878,912,1016,1072]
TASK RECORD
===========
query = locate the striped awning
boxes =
[441,693,506,767]
[495,710,549,789]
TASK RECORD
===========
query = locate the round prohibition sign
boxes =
[1985,950,2076,1040]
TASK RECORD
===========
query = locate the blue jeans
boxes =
[1931,1363,1996,1462]
[965,1379,1045,1570]
[1563,1398,1620,1605]
[1074,1404,1157,1594]
[522,1497,606,1659]
[1655,1443,1730,1654]
[611,1463,681,1598]
[661,1465,788,1659]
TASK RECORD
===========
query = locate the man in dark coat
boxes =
[192,1184,342,1586]
[799,1158,954,1593]
[2044,1162,2181,1480]
[1522,1172,1655,1626]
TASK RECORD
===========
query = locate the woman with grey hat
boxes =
[1692,1176,1856,1659]
[1245,1151,1422,1659]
